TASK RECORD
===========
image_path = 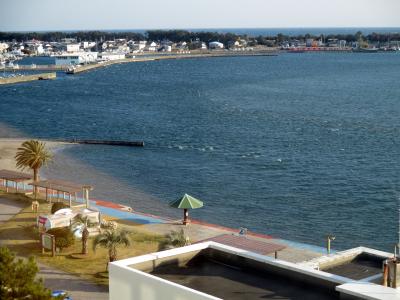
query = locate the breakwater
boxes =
[66,139,145,147]
[0,72,56,85]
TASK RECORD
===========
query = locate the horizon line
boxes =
[2,26,400,34]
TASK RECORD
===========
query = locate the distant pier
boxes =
[66,139,145,147]
[0,72,56,85]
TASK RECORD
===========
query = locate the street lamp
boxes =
[327,234,335,255]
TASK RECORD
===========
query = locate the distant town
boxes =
[1,30,400,67]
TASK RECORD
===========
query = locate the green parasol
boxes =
[169,194,204,225]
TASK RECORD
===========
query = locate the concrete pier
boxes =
[0,72,56,85]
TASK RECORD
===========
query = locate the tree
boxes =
[71,214,97,255]
[158,229,190,251]
[15,140,52,197]
[93,229,130,269]
[47,227,75,252]
[0,247,53,300]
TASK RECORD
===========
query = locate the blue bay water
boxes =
[1,52,399,251]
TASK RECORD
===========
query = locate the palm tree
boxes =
[71,214,97,255]
[93,229,131,269]
[15,140,52,197]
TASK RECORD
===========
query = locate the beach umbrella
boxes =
[169,194,204,225]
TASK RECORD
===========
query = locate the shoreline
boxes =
[0,137,67,172]
[0,136,328,260]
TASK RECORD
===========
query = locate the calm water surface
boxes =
[1,52,399,251]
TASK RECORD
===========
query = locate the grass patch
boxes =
[0,193,165,286]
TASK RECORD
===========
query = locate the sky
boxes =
[0,0,400,31]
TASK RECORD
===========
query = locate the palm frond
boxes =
[71,214,97,230]
[15,140,53,171]
[92,229,131,252]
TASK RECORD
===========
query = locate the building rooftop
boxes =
[110,243,400,300]
[149,251,335,300]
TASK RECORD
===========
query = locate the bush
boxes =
[158,229,190,251]
[47,227,75,252]
[100,220,118,230]
[51,202,69,214]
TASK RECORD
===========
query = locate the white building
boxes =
[36,44,44,55]
[55,52,98,65]
[97,52,125,61]
[81,41,95,49]
[209,41,224,49]
[339,40,347,48]
[146,42,158,52]
[131,41,147,52]
[66,44,81,53]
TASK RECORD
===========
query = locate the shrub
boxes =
[47,227,75,252]
[100,220,118,230]
[51,202,69,214]
[158,229,190,251]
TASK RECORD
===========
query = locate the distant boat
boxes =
[65,66,75,74]
[352,47,379,53]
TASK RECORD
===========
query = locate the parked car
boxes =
[51,290,72,300]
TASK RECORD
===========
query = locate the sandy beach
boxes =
[0,138,66,172]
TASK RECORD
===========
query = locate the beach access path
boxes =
[0,196,109,300]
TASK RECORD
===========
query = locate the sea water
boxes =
[1,52,399,251]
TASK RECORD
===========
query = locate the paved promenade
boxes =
[0,196,25,223]
[38,263,108,300]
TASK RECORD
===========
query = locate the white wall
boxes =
[109,242,364,300]
[109,263,219,300]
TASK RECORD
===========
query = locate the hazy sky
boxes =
[1,0,399,31]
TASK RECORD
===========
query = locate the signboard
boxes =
[41,233,55,257]
[38,216,47,225]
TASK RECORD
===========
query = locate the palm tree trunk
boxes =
[33,168,39,199]
[109,247,117,262]
[82,227,89,255]
[106,248,117,271]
